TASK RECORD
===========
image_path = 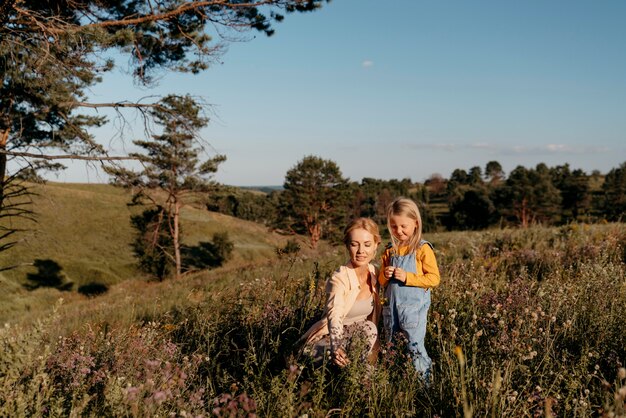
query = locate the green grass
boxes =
[0,182,303,324]
[1,183,625,416]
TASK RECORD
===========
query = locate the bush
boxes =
[276,239,301,257]
[130,207,174,280]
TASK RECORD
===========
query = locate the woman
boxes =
[300,218,381,367]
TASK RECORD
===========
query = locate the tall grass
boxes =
[1,224,625,416]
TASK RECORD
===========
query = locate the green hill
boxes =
[0,182,301,323]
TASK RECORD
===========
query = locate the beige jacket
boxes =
[300,262,380,353]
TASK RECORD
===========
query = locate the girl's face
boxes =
[389,213,418,244]
[347,228,378,268]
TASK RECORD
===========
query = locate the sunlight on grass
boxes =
[1,222,625,416]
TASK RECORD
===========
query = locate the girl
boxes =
[379,197,440,381]
[300,218,381,367]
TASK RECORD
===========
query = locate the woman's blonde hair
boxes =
[343,217,381,247]
[386,197,422,254]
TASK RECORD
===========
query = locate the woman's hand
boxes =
[332,348,350,368]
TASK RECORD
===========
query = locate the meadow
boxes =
[1,184,625,417]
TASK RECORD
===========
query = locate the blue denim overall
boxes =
[383,241,432,379]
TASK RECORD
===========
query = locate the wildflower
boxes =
[145,359,161,368]
[153,391,167,403]
[125,386,139,400]
[454,346,465,366]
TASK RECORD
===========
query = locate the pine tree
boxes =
[278,155,348,248]
[603,162,626,221]
[106,95,225,279]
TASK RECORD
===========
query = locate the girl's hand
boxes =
[394,268,407,283]
[332,348,350,368]
[384,266,396,279]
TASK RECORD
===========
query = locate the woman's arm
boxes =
[325,269,350,355]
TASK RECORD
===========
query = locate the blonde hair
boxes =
[386,197,422,254]
[343,217,381,247]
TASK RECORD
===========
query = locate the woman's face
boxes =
[347,228,378,268]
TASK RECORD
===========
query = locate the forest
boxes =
[206,156,626,243]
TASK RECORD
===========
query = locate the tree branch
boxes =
[0,150,140,161]
[0,262,35,273]
[61,101,167,110]
[16,0,283,33]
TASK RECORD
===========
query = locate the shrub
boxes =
[130,207,174,280]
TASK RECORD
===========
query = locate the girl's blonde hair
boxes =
[343,217,381,248]
[386,197,422,254]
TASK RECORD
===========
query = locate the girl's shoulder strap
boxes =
[419,239,434,250]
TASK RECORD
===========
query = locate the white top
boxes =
[343,295,374,325]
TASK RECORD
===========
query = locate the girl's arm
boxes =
[404,244,440,288]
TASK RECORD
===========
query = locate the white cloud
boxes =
[501,143,610,156]
[404,142,457,152]
[545,144,569,152]
[361,60,374,68]
[395,140,612,159]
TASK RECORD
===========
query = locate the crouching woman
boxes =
[299,218,381,367]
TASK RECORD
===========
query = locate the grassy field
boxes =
[0,182,301,325]
[0,183,625,416]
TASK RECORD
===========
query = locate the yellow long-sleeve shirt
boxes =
[378,242,441,288]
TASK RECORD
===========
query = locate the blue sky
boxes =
[58,0,626,185]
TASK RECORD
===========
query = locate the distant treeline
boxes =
[205,159,626,240]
